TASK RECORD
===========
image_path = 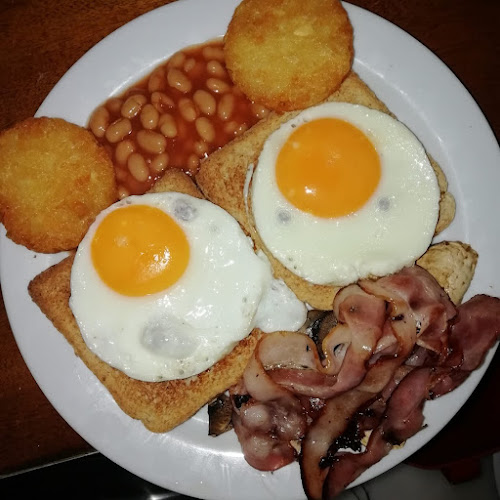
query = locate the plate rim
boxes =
[2,1,499,498]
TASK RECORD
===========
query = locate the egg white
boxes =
[70,192,306,382]
[250,102,440,286]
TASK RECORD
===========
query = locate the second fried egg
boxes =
[70,192,306,382]
[250,102,440,286]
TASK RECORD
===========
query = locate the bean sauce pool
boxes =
[88,40,268,198]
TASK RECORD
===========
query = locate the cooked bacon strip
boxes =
[360,266,456,355]
[245,286,387,400]
[323,285,386,393]
[321,294,500,499]
[322,367,431,499]
[323,427,393,500]
[232,397,305,471]
[301,343,416,498]
[431,294,500,396]
[383,367,431,444]
[301,388,375,500]
[231,286,388,478]
[227,266,500,500]
[302,294,417,500]
[427,368,469,398]
[447,294,500,371]
[380,364,414,401]
[405,345,435,367]
[232,338,307,471]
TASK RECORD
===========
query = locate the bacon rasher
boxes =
[228,266,500,499]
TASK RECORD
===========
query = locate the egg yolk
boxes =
[276,118,381,218]
[91,205,189,296]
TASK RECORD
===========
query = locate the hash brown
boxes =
[0,117,117,253]
[224,0,353,111]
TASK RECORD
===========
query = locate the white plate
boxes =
[1,1,499,498]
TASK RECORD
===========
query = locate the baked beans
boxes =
[217,94,235,121]
[128,153,149,182]
[151,91,174,112]
[167,68,192,94]
[106,98,123,114]
[206,77,230,94]
[194,140,209,158]
[121,94,147,119]
[187,153,200,172]
[183,57,196,73]
[202,46,224,62]
[105,118,132,143]
[195,117,216,143]
[206,60,226,79]
[148,68,165,93]
[89,40,267,197]
[178,97,198,122]
[158,113,177,138]
[151,153,169,174]
[115,139,135,165]
[89,106,109,138]
[136,130,166,155]
[193,89,216,116]
[168,51,186,69]
[140,104,160,130]
[251,103,270,120]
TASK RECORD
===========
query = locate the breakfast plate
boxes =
[1,0,500,498]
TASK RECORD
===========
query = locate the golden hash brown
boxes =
[224,0,353,112]
[0,117,117,253]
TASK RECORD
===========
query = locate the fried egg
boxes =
[250,102,440,286]
[70,192,306,382]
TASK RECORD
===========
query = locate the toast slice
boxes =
[28,169,264,433]
[196,71,455,309]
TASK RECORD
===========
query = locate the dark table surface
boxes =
[0,0,499,491]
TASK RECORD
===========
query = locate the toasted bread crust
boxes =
[147,168,204,198]
[417,241,478,305]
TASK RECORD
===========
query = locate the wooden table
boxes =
[1,0,499,487]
